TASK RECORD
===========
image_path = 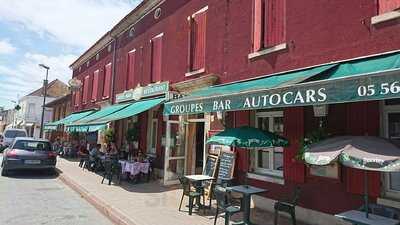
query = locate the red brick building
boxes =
[68,0,400,224]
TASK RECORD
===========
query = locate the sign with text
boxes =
[217,150,236,180]
[164,70,400,115]
[116,82,169,103]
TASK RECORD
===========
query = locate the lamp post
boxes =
[39,64,49,138]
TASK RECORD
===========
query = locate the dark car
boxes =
[1,137,57,176]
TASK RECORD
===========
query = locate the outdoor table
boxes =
[184,175,215,209]
[119,160,150,176]
[227,185,268,225]
[335,210,399,225]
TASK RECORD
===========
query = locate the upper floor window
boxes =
[127,49,136,89]
[82,75,90,105]
[252,0,286,52]
[187,6,207,74]
[379,0,400,14]
[92,70,99,101]
[151,34,163,83]
[103,63,112,99]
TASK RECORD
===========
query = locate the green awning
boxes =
[44,110,96,130]
[66,124,107,133]
[68,103,130,127]
[164,51,400,115]
[89,98,165,124]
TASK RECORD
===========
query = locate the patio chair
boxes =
[101,160,121,185]
[213,185,241,225]
[274,186,301,225]
[178,176,204,215]
[359,203,400,219]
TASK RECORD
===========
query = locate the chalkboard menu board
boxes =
[203,155,218,177]
[217,151,235,180]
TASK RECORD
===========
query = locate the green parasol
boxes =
[206,126,289,148]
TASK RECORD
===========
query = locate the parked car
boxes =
[1,137,57,176]
[2,128,27,147]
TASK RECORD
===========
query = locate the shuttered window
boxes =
[74,90,81,107]
[92,70,99,101]
[151,34,163,82]
[127,50,136,89]
[188,7,207,72]
[103,63,112,98]
[82,75,89,104]
[252,0,285,52]
[379,0,400,14]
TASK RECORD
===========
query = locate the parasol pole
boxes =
[364,171,369,218]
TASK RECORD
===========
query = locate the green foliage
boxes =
[14,105,21,111]
[104,128,115,144]
[296,127,328,161]
[126,125,139,143]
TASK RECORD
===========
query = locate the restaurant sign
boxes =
[116,82,169,103]
[164,70,400,115]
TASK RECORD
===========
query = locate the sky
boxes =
[0,0,141,109]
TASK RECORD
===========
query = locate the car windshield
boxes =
[4,130,26,138]
[13,140,52,151]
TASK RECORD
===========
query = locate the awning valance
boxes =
[164,51,400,115]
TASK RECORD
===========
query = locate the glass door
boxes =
[385,112,400,198]
[163,121,186,185]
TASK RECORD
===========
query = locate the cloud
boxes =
[0,0,140,49]
[0,52,78,102]
[0,39,16,54]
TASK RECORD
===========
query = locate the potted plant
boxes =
[126,124,140,149]
[296,127,328,162]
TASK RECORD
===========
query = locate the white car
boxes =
[2,128,27,147]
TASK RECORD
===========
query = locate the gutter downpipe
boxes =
[110,34,118,105]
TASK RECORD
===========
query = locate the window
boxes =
[82,75,89,104]
[252,0,286,52]
[151,34,163,82]
[27,103,35,117]
[148,110,158,155]
[92,70,99,101]
[74,90,81,107]
[379,0,400,14]
[187,7,207,73]
[253,111,284,177]
[103,63,112,98]
[127,49,136,89]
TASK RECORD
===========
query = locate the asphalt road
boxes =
[0,154,114,225]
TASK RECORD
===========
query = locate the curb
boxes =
[56,168,138,225]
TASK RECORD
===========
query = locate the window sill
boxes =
[185,68,205,77]
[371,10,400,25]
[248,43,287,60]
[377,197,400,209]
[247,172,284,185]
[102,96,109,100]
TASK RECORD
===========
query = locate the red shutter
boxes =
[127,50,136,89]
[379,0,400,14]
[151,35,163,82]
[192,10,206,71]
[283,107,305,183]
[187,18,193,72]
[75,90,81,107]
[345,102,381,197]
[83,75,89,104]
[253,0,263,52]
[265,0,286,47]
[92,70,99,101]
[103,63,112,98]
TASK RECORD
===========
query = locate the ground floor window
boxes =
[250,111,284,177]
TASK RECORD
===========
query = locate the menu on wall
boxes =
[217,150,236,180]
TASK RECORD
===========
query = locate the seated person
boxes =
[78,145,89,167]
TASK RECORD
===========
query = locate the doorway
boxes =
[186,118,206,175]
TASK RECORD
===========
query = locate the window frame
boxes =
[253,111,284,177]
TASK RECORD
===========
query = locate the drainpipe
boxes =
[110,34,118,105]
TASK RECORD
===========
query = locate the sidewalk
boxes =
[56,158,307,225]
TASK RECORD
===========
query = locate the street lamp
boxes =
[39,64,50,138]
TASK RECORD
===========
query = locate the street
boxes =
[0,154,113,225]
